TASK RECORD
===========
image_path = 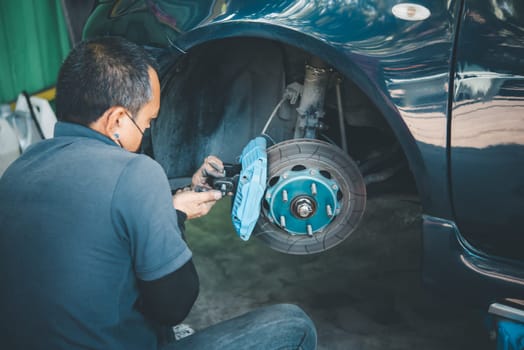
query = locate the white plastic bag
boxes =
[0,116,21,176]
[9,94,57,152]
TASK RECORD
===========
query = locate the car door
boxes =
[451,0,524,261]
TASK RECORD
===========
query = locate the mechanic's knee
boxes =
[265,303,318,349]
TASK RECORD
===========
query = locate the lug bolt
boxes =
[326,204,333,217]
[307,224,313,236]
[311,183,317,196]
[280,215,286,228]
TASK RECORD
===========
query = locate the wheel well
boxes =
[149,37,417,195]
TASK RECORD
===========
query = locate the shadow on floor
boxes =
[184,195,492,350]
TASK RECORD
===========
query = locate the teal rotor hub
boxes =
[264,168,341,235]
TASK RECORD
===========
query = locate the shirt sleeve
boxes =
[137,259,199,326]
[111,155,192,281]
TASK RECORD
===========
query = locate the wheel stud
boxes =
[326,204,333,217]
[282,190,288,203]
[280,215,286,228]
[307,224,313,236]
[311,183,317,196]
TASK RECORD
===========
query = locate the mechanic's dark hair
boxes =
[55,36,157,125]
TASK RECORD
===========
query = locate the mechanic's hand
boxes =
[173,188,222,220]
[191,155,226,191]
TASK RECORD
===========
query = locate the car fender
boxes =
[173,10,455,219]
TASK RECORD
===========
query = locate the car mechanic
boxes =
[0,36,317,350]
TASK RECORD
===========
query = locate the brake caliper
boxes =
[229,137,268,241]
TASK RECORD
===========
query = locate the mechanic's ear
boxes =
[104,106,127,137]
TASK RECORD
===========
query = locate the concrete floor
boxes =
[183,194,493,349]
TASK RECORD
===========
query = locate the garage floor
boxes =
[183,193,493,349]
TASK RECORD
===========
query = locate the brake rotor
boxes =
[254,139,366,254]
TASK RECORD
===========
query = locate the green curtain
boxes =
[0,0,71,104]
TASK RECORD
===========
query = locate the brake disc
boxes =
[254,139,366,254]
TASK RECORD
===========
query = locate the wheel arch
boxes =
[175,21,427,195]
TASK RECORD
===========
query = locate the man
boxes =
[0,37,316,349]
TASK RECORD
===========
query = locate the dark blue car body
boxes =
[84,0,524,312]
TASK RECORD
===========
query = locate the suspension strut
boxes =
[294,57,330,139]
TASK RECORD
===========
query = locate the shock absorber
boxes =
[294,57,330,139]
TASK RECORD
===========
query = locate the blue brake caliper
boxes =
[231,137,267,241]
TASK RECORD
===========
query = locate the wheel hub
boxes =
[265,168,341,235]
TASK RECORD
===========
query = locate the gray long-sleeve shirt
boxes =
[0,121,191,349]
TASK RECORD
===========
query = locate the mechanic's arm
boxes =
[137,190,222,326]
[138,259,199,326]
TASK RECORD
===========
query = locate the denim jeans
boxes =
[160,304,317,350]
